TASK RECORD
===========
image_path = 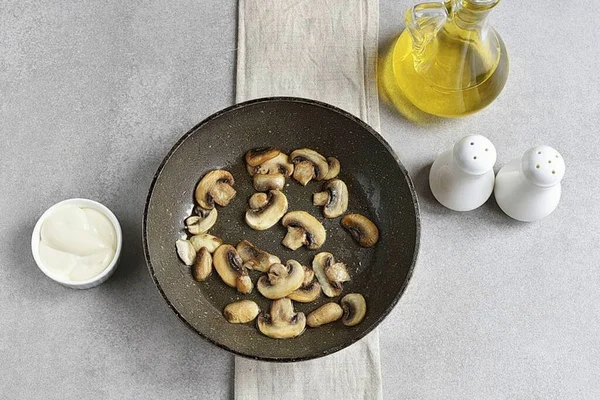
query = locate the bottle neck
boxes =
[451,0,498,30]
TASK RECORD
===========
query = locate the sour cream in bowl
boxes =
[31,198,122,289]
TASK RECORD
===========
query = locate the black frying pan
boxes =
[143,97,420,361]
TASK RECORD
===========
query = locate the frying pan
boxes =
[143,97,420,361]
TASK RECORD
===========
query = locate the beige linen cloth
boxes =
[235,0,382,399]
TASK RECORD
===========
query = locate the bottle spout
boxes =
[405,2,448,53]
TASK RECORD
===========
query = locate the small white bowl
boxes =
[31,198,123,289]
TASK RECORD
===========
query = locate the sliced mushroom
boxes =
[281,211,326,250]
[289,148,329,185]
[248,192,269,209]
[257,298,306,339]
[189,233,223,253]
[341,213,380,248]
[253,173,285,192]
[195,170,236,209]
[247,153,294,177]
[306,302,344,328]
[287,267,321,303]
[257,260,305,299]
[245,147,280,167]
[236,240,281,272]
[322,157,341,180]
[287,282,321,303]
[245,190,288,230]
[192,247,212,281]
[213,244,253,294]
[185,207,218,235]
[325,261,350,283]
[313,252,349,297]
[341,293,367,326]
[292,160,316,186]
[223,300,260,324]
[313,179,348,218]
[175,239,196,266]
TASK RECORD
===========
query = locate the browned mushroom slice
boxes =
[313,179,348,218]
[306,302,343,328]
[322,157,341,180]
[236,240,280,272]
[185,207,218,235]
[257,298,306,339]
[253,173,285,192]
[247,153,294,177]
[341,213,379,248]
[289,148,329,184]
[281,211,326,250]
[341,293,367,326]
[245,190,288,230]
[213,244,253,294]
[312,252,350,297]
[194,170,236,209]
[287,266,321,303]
[192,247,212,281]
[245,147,281,167]
[223,300,261,324]
[257,260,305,299]
[189,233,223,253]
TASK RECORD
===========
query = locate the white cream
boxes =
[39,205,116,281]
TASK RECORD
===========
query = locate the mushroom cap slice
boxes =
[287,266,321,302]
[289,148,329,182]
[247,153,294,177]
[245,147,280,167]
[257,298,306,339]
[322,157,341,180]
[213,244,253,294]
[189,233,223,253]
[223,300,260,324]
[245,190,289,231]
[341,213,380,248]
[257,260,305,299]
[312,252,343,297]
[281,211,326,250]
[287,282,321,303]
[175,239,196,266]
[192,247,212,281]
[253,173,285,192]
[341,293,367,326]
[313,179,348,219]
[236,240,281,272]
[195,170,236,209]
[185,207,218,235]
[306,302,343,328]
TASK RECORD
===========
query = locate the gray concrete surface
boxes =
[1,0,599,399]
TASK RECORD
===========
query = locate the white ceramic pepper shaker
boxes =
[429,135,497,211]
[494,145,565,222]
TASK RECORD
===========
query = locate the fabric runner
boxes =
[235,0,382,398]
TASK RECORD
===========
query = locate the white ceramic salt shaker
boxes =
[494,145,565,222]
[429,135,497,211]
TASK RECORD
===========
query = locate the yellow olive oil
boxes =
[381,0,508,118]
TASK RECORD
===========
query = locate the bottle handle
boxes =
[405,2,449,53]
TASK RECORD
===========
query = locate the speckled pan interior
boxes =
[143,97,420,362]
